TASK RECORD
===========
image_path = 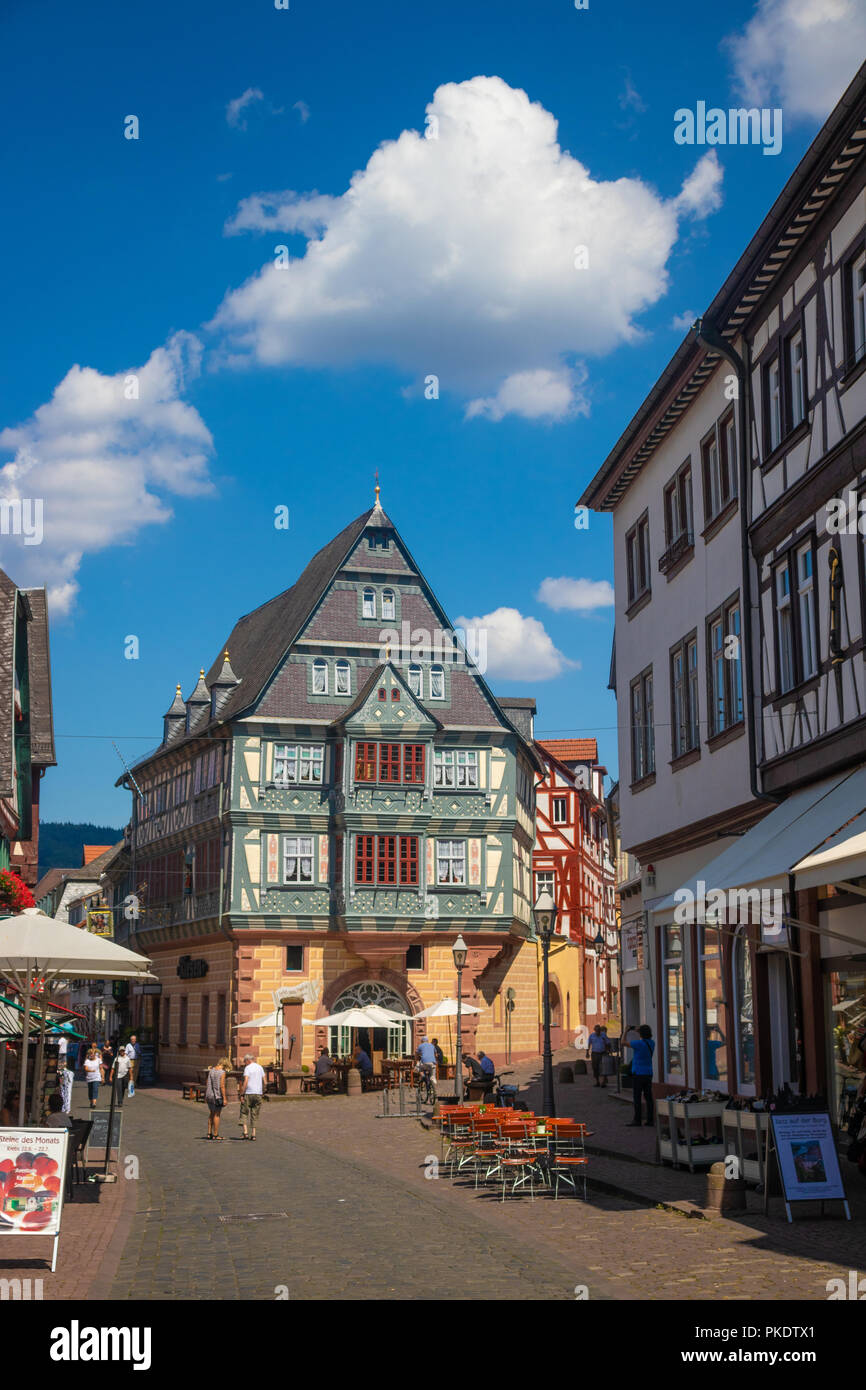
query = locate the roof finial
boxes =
[374,468,380,507]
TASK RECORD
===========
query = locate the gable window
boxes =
[312,659,328,695]
[670,633,699,757]
[708,598,743,735]
[335,660,351,696]
[275,743,324,786]
[408,664,422,697]
[845,245,866,370]
[354,741,426,784]
[552,796,567,825]
[535,869,554,898]
[379,743,401,783]
[430,665,445,699]
[787,328,806,429]
[625,513,650,606]
[355,833,419,885]
[381,589,395,621]
[391,688,400,701]
[362,589,376,619]
[436,839,466,885]
[630,667,655,782]
[774,542,817,693]
[284,836,313,883]
[702,414,737,525]
[403,744,425,785]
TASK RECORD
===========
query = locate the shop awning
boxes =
[791,809,866,891]
[651,765,866,920]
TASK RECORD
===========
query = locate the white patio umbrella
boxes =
[0,908,152,1125]
[414,998,483,1018]
[302,1006,393,1029]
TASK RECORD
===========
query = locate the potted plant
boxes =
[0,868,34,914]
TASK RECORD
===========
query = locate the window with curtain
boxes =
[335,660,351,696]
[362,589,376,618]
[283,836,314,883]
[430,665,445,699]
[408,664,422,696]
[436,839,466,885]
[381,589,395,620]
[312,659,328,695]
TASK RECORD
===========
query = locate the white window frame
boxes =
[775,562,795,694]
[535,869,554,898]
[434,749,454,787]
[552,796,567,825]
[429,665,445,699]
[312,659,328,695]
[796,542,817,681]
[789,329,806,428]
[768,355,782,452]
[381,589,395,621]
[455,750,478,787]
[852,248,866,364]
[436,839,466,885]
[283,836,314,884]
[335,659,351,696]
[408,664,422,697]
[362,588,376,619]
[275,744,324,786]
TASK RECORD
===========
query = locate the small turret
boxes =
[163,684,186,745]
[210,650,239,719]
[185,669,210,733]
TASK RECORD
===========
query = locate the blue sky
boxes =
[0,0,862,826]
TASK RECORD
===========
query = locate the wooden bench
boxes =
[182,1082,205,1102]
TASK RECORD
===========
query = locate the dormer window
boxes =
[382,589,395,621]
[335,660,351,696]
[312,659,328,695]
[408,664,422,697]
[362,589,376,619]
[430,665,445,699]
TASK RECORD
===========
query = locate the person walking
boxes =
[83,1046,103,1109]
[205,1057,229,1140]
[623,1024,656,1126]
[109,1047,131,1105]
[586,1025,610,1087]
[239,1053,265,1140]
[125,1035,141,1090]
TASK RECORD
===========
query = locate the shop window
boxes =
[699,928,728,1089]
[733,931,756,1092]
[662,924,685,1080]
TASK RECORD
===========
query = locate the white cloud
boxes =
[226,87,264,129]
[536,577,615,612]
[455,606,576,681]
[466,368,588,424]
[671,309,696,332]
[724,0,865,121]
[293,100,310,124]
[0,333,214,615]
[674,152,723,220]
[211,75,723,421]
[619,73,647,114]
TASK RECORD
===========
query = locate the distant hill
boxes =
[38,822,124,880]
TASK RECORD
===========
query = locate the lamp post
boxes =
[533,890,557,1118]
[452,934,468,1104]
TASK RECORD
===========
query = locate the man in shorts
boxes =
[239,1052,265,1140]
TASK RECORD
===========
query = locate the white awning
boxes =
[791,809,866,890]
[650,765,866,920]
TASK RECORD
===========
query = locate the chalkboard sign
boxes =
[137,1044,156,1087]
[85,1110,123,1157]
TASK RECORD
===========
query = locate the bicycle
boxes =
[415,1063,437,1106]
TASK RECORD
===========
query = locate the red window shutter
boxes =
[403,745,425,784]
[380,744,401,783]
[377,835,397,884]
[355,742,377,782]
[399,836,418,884]
[355,835,374,884]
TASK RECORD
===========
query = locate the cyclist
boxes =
[415,1036,438,1098]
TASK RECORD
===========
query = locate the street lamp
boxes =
[533,890,557,1118]
[452,934,468,1103]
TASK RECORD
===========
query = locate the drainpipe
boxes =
[692,318,781,807]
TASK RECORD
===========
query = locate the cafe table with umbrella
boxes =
[0,908,153,1127]
[414,997,483,1071]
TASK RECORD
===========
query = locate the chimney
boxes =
[185,669,210,733]
[163,684,187,744]
[210,650,239,720]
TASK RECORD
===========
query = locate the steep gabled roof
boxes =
[25,588,55,767]
[332,662,444,731]
[539,738,598,764]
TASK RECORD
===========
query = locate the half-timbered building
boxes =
[580,63,866,1107]
[118,492,544,1078]
[532,739,617,1046]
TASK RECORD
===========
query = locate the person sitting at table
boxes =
[352,1044,373,1075]
[462,1053,485,1082]
[478,1050,495,1078]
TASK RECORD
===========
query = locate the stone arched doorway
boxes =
[325,979,414,1060]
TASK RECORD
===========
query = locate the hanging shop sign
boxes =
[0,1127,70,1272]
[87,908,114,938]
[177,956,208,980]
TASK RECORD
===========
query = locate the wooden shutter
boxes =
[377,835,397,884]
[403,744,425,784]
[380,744,401,783]
[355,834,374,884]
[399,836,418,885]
[355,742,377,782]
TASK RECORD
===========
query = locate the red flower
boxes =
[0,869,35,912]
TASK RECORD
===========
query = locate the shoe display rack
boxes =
[722,1108,770,1185]
[656,1098,727,1171]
